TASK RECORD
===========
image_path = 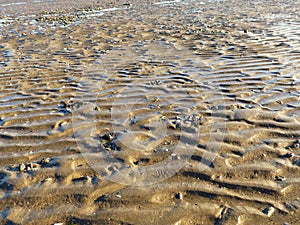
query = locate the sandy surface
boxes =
[0,0,300,224]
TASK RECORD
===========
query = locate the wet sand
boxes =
[0,0,300,224]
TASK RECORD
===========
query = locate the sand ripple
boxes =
[0,0,300,224]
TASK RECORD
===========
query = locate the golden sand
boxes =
[0,0,300,224]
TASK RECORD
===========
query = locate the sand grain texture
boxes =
[0,0,300,224]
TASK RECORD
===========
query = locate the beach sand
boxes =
[0,0,300,224]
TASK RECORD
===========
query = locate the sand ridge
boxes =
[0,0,300,224]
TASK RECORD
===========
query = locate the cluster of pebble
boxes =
[8,157,52,173]
[98,132,121,152]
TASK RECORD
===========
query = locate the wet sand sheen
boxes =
[0,0,300,224]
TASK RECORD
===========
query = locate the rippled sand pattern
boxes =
[0,0,300,224]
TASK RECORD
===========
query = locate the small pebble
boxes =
[29,163,39,171]
[116,194,122,198]
[160,116,167,121]
[19,163,26,172]
[57,101,67,108]
[59,121,68,128]
[288,140,300,149]
[164,140,171,145]
[168,119,180,129]
[175,193,183,200]
[275,175,286,181]
[102,132,116,141]
[262,206,275,217]
[41,158,51,164]
[86,176,92,182]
